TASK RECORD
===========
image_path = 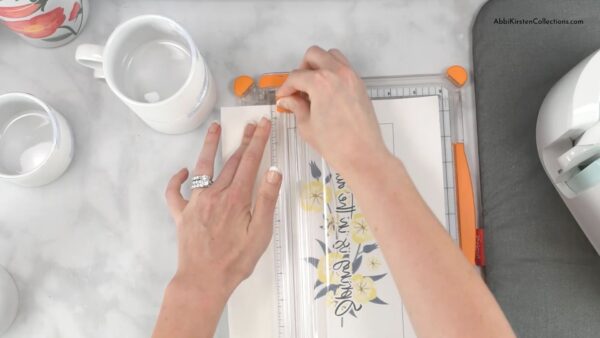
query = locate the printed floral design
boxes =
[68,1,79,21]
[316,252,344,285]
[350,213,373,244]
[326,214,336,237]
[300,161,332,212]
[1,0,85,42]
[0,0,47,18]
[351,274,377,304]
[366,256,381,271]
[325,287,348,309]
[303,161,388,325]
[300,181,332,212]
[4,6,64,38]
[326,290,337,308]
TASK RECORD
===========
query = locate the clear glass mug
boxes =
[0,0,89,48]
[75,15,217,134]
[0,93,74,187]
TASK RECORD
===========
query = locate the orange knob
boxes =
[446,65,468,88]
[233,75,254,97]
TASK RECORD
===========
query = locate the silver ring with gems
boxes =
[191,175,213,189]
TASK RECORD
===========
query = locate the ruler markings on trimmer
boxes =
[368,85,458,241]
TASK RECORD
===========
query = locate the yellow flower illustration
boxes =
[367,256,381,271]
[351,274,377,304]
[326,290,336,308]
[350,213,373,244]
[301,181,332,212]
[317,252,344,284]
[326,213,337,237]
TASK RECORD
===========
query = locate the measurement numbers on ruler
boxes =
[270,107,285,336]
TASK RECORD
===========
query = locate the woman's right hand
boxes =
[276,46,391,176]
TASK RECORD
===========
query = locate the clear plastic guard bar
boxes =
[272,107,331,337]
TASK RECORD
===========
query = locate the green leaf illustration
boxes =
[58,25,77,36]
[314,286,328,299]
[362,243,379,253]
[39,0,49,11]
[314,280,322,289]
[367,273,387,281]
[325,173,332,184]
[42,32,72,42]
[370,297,388,305]
[305,257,319,268]
[309,161,321,179]
[352,255,363,273]
[316,239,327,253]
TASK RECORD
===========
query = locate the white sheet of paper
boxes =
[221,96,445,338]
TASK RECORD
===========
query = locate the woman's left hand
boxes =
[153,117,282,338]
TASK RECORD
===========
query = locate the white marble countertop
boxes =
[0,0,484,337]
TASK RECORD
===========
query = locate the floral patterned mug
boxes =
[0,0,88,48]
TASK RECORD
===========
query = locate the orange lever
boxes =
[257,73,288,89]
[453,143,477,264]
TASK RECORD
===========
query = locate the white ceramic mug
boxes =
[75,15,217,134]
[0,266,18,335]
[0,93,74,187]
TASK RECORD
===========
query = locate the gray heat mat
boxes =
[472,1,600,337]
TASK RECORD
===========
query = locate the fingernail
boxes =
[244,122,257,136]
[267,166,282,184]
[259,116,270,127]
[209,120,220,133]
[276,98,291,113]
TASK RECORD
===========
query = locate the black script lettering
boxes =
[333,239,350,254]
[335,299,363,316]
[335,174,346,189]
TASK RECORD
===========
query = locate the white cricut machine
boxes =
[537,49,600,254]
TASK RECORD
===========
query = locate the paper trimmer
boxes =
[228,66,482,337]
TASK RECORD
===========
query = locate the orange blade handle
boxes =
[257,73,289,89]
[453,143,477,264]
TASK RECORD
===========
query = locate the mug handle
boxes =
[75,44,105,79]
